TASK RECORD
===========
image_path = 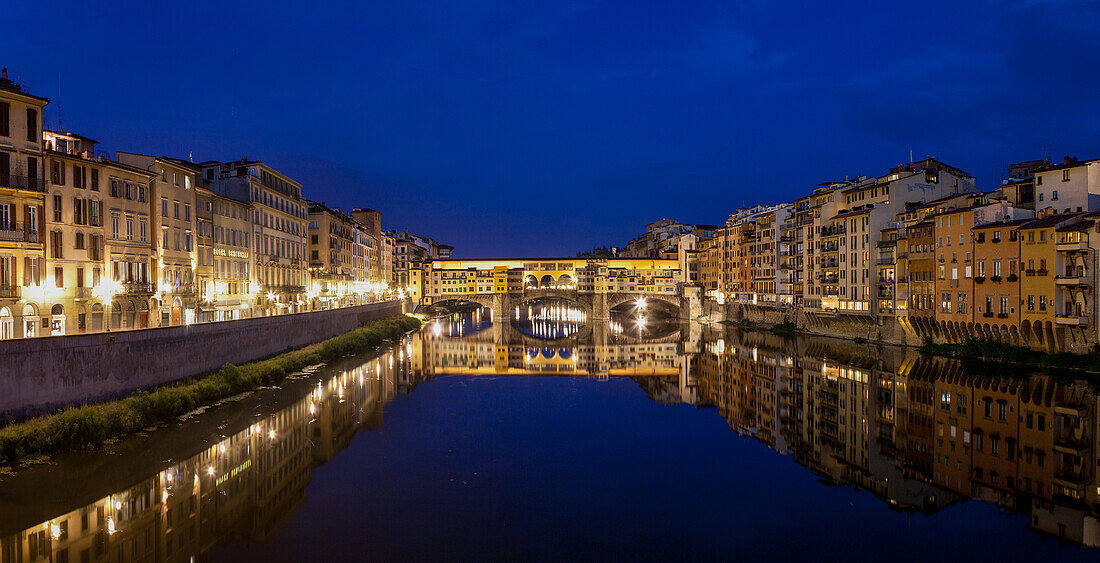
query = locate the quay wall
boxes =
[707,301,922,347]
[0,300,406,421]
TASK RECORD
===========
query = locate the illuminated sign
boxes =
[214,248,249,259]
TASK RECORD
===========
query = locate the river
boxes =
[0,301,1097,561]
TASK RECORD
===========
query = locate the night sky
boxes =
[6,1,1099,257]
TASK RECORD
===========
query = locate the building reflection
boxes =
[693,329,1100,547]
[0,345,418,562]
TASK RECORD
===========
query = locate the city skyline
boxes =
[6,1,1099,257]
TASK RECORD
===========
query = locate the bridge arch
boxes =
[607,293,681,316]
[539,274,554,288]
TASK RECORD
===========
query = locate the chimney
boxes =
[1,68,6,80]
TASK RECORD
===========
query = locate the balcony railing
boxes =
[0,223,40,243]
[1055,314,1089,327]
[1056,240,1089,252]
[74,287,93,299]
[122,282,155,295]
[0,175,45,192]
[263,284,306,294]
[0,285,18,299]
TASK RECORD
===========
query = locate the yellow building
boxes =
[42,130,107,334]
[307,201,367,309]
[418,258,682,304]
[103,159,158,329]
[0,68,49,339]
[1019,214,1075,351]
[203,159,308,315]
[117,153,200,326]
[206,191,254,320]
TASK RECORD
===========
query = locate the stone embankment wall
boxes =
[702,301,922,347]
[0,300,406,421]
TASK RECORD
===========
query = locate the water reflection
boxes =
[430,306,494,338]
[0,345,421,562]
[692,331,1100,547]
[511,299,587,339]
[3,313,1100,558]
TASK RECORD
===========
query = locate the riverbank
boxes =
[919,338,1100,374]
[0,314,423,463]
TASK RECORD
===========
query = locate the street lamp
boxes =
[93,279,123,332]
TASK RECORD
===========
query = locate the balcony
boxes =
[74,287,93,299]
[1055,274,1089,286]
[1055,314,1089,326]
[1056,240,1089,252]
[0,285,18,299]
[122,282,155,295]
[163,284,197,296]
[820,225,846,237]
[0,223,40,244]
[876,258,895,265]
[0,175,45,192]
[263,284,306,294]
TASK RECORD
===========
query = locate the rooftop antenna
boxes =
[909,149,913,164]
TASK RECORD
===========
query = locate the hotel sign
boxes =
[214,248,250,259]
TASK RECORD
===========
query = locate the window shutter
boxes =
[23,204,30,239]
[38,255,45,281]
[23,257,29,286]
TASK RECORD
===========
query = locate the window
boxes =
[0,101,7,136]
[110,180,119,197]
[162,197,168,217]
[125,217,133,241]
[941,292,951,313]
[139,219,147,243]
[53,195,62,221]
[50,230,63,258]
[998,401,1007,421]
[111,214,120,239]
[957,292,967,314]
[26,108,37,141]
[184,204,191,222]
[55,267,63,288]
[174,201,180,219]
[1063,169,1070,182]
[91,169,99,191]
[1052,190,1058,200]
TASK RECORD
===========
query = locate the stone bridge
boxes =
[426,290,691,321]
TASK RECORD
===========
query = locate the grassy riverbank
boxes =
[920,338,1100,373]
[0,314,423,463]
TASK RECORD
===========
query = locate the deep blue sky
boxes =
[6,1,1099,257]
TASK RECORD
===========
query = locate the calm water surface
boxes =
[1,303,1098,561]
